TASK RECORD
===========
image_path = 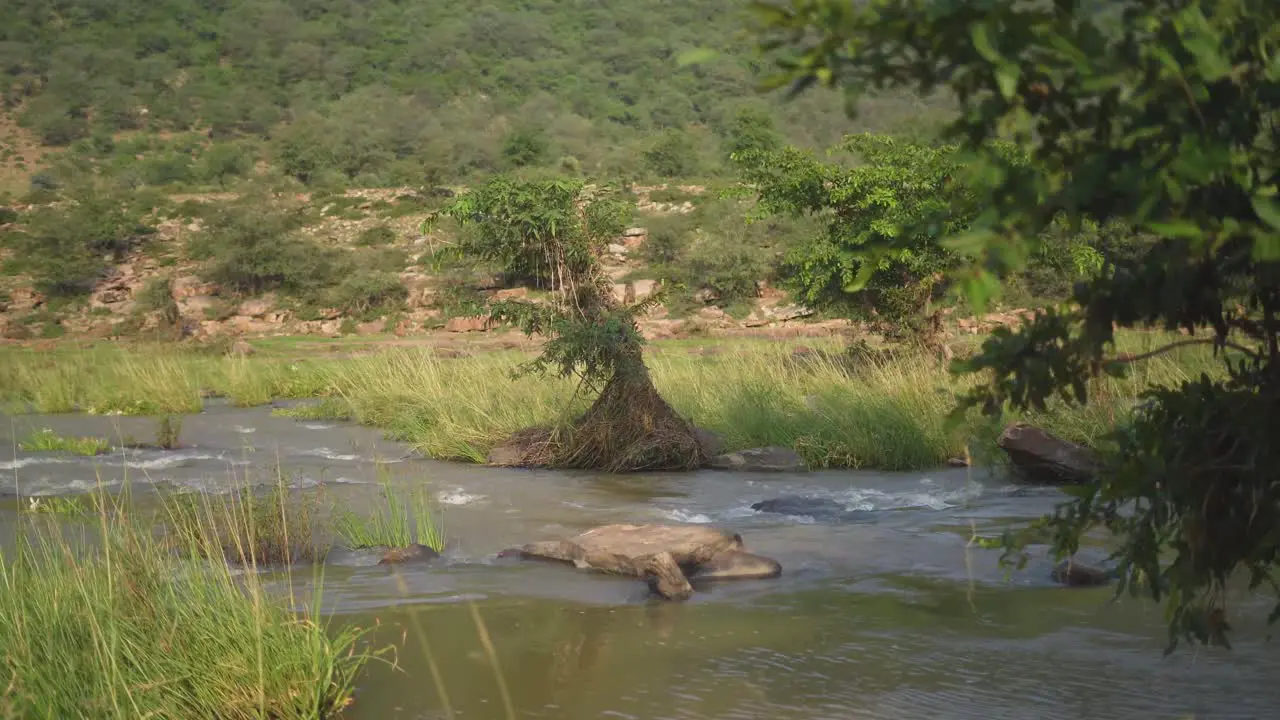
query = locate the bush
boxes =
[328,271,407,319]
[684,235,767,304]
[193,143,253,185]
[641,214,694,266]
[501,126,551,168]
[643,129,700,178]
[3,187,154,297]
[355,225,397,247]
[188,201,342,297]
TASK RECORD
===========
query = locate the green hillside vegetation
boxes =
[0,0,952,193]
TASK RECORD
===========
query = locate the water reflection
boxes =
[343,579,1278,720]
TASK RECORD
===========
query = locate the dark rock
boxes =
[708,446,806,473]
[750,495,872,523]
[378,544,441,565]
[998,423,1099,485]
[693,427,724,458]
[1051,559,1116,587]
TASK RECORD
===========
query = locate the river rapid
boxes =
[2,401,1277,720]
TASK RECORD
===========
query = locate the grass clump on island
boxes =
[0,488,381,719]
[333,471,446,552]
[17,427,110,456]
[0,331,1227,470]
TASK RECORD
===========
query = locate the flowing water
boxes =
[2,402,1277,720]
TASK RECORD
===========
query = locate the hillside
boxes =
[0,0,952,192]
[0,0,964,347]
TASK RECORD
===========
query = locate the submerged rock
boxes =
[707,446,806,472]
[378,544,442,565]
[687,550,781,582]
[998,423,1099,485]
[750,495,872,523]
[499,523,780,600]
[1050,559,1116,587]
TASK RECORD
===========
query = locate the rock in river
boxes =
[998,423,1099,485]
[687,550,781,582]
[750,495,872,523]
[1051,559,1117,587]
[378,544,441,565]
[498,523,781,600]
[707,446,806,472]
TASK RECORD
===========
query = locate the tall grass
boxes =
[0,332,1228,470]
[166,473,328,566]
[0,485,381,719]
[332,469,446,552]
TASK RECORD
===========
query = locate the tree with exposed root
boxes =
[428,176,707,472]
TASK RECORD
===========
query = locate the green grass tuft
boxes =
[18,427,109,456]
[333,469,446,552]
[0,486,382,718]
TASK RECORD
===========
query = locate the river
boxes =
[2,401,1277,719]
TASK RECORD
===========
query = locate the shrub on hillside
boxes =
[188,201,342,297]
[355,225,397,246]
[328,271,407,319]
[1,187,154,297]
[684,235,768,305]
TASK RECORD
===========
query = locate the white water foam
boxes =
[302,447,362,461]
[0,456,74,471]
[657,508,714,524]
[832,482,983,512]
[233,426,256,434]
[125,452,224,470]
[301,423,336,431]
[438,488,485,506]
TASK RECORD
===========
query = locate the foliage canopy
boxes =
[750,0,1280,650]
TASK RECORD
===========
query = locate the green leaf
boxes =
[995,64,1019,99]
[842,259,878,293]
[1252,194,1280,231]
[1252,232,1280,262]
[941,229,996,256]
[1145,221,1204,239]
[970,23,1002,64]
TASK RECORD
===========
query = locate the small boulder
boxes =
[693,427,724,458]
[378,544,441,565]
[1051,559,1115,587]
[708,446,806,473]
[687,550,781,582]
[750,495,871,522]
[998,423,1098,485]
[237,298,272,318]
[444,315,491,333]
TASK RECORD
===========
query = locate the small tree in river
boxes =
[429,176,706,472]
[743,0,1280,651]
